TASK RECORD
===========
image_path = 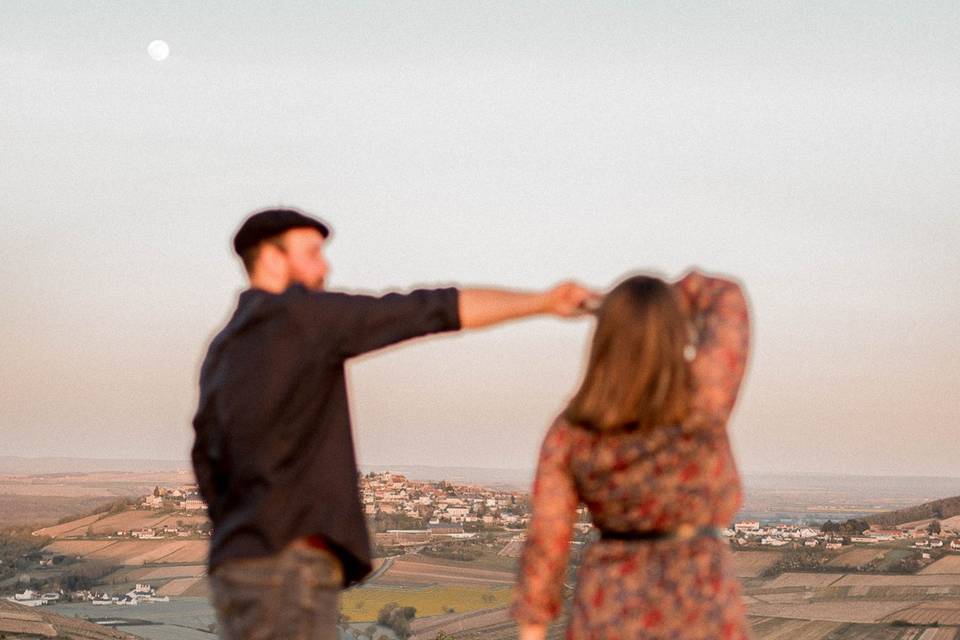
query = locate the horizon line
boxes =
[2,455,960,481]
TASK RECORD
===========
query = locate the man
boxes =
[192,208,595,639]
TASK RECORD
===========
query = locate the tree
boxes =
[377,603,416,639]
[838,519,869,535]
[928,520,942,535]
[820,520,840,533]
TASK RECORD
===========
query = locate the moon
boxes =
[147,40,170,62]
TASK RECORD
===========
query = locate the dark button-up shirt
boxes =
[191,284,461,586]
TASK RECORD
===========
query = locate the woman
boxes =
[512,270,752,640]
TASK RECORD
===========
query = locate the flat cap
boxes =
[233,208,331,255]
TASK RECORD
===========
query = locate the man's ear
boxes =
[258,243,288,277]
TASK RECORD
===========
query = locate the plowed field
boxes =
[732,551,782,577]
[880,600,960,625]
[921,556,960,575]
[371,559,515,587]
[44,539,207,566]
[35,511,208,538]
[828,548,885,568]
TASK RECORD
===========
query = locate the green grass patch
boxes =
[876,548,919,572]
[340,585,513,622]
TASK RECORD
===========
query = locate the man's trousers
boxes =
[210,542,343,640]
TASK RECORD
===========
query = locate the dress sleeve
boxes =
[308,287,461,360]
[512,420,579,625]
[674,270,751,422]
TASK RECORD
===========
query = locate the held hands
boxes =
[458,283,601,329]
[542,281,602,318]
[674,269,707,317]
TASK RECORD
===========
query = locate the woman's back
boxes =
[569,420,742,535]
[513,270,752,639]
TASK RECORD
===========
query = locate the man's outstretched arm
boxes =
[459,282,598,329]
[313,281,598,359]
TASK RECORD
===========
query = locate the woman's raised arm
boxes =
[674,269,751,422]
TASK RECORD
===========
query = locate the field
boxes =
[44,539,116,556]
[156,576,207,597]
[0,599,136,640]
[46,597,216,640]
[369,558,515,587]
[746,617,846,640]
[877,548,920,572]
[342,585,513,622]
[921,556,960,575]
[118,564,207,580]
[748,617,957,640]
[35,510,208,538]
[45,538,208,565]
[732,550,783,577]
[747,600,920,623]
[0,471,193,527]
[828,547,886,568]
[881,601,960,625]
[761,572,847,589]
[835,574,960,587]
[0,494,116,527]
[410,547,520,573]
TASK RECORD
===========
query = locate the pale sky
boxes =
[1,2,958,477]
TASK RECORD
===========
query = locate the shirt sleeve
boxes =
[674,270,751,422]
[307,287,461,360]
[512,419,579,625]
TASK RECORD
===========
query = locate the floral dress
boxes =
[512,272,752,640]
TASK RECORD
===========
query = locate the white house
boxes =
[760,536,789,547]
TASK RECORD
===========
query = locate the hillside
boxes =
[868,494,960,527]
[0,598,137,639]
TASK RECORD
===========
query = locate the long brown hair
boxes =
[564,275,692,433]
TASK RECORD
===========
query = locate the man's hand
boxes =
[459,283,599,329]
[543,281,601,318]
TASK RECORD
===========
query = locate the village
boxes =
[26,471,960,553]
[358,471,960,561]
[7,583,169,608]
[4,471,959,625]
[730,518,960,551]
